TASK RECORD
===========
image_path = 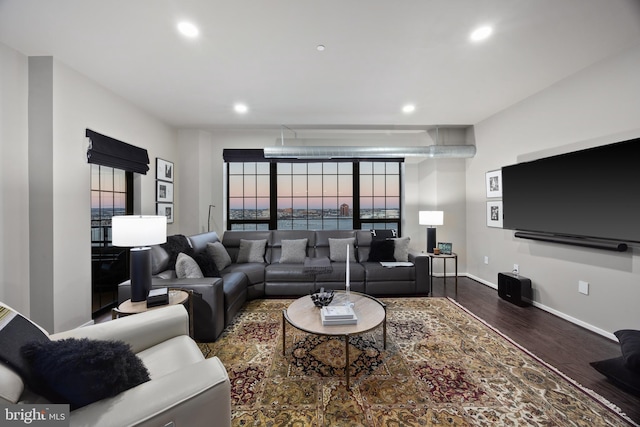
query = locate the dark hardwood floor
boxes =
[100,276,639,422]
[432,275,640,424]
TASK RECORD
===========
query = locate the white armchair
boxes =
[0,304,231,427]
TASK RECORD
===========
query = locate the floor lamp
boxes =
[112,215,167,302]
[419,211,444,254]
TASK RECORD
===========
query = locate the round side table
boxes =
[112,288,193,337]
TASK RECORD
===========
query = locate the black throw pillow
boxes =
[370,229,397,241]
[368,239,396,262]
[0,306,50,390]
[192,251,221,277]
[590,356,640,396]
[614,329,640,372]
[161,234,193,271]
[21,338,150,410]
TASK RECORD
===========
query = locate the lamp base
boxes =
[427,227,437,254]
[130,247,152,302]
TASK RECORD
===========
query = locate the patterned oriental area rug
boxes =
[198,297,636,426]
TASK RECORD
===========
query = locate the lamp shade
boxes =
[419,211,444,226]
[112,215,167,247]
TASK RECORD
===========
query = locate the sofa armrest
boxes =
[118,277,225,342]
[69,357,231,427]
[408,251,430,295]
[50,305,189,354]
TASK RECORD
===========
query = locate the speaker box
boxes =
[498,272,532,307]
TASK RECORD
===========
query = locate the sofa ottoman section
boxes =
[221,263,266,299]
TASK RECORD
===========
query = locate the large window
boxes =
[228,162,271,230]
[277,162,353,230]
[359,161,401,231]
[90,165,132,317]
[227,157,402,233]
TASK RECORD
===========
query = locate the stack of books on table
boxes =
[321,305,357,326]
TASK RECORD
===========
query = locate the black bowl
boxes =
[310,289,335,307]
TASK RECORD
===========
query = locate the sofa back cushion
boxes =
[188,231,220,253]
[150,245,170,275]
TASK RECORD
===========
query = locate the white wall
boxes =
[0,42,29,311]
[466,44,640,337]
[0,46,177,332]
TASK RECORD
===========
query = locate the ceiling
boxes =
[1,0,639,131]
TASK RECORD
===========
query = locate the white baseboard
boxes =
[463,273,616,342]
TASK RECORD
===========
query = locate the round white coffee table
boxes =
[282,291,386,387]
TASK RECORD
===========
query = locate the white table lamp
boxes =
[419,211,444,254]
[112,215,167,302]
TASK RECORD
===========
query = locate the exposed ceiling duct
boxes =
[263,145,476,159]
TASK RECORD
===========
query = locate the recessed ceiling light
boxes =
[402,104,416,114]
[177,21,199,38]
[470,26,493,42]
[234,103,248,114]
[316,45,326,52]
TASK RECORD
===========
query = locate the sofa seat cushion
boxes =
[137,335,203,380]
[313,262,365,283]
[363,262,415,282]
[222,263,265,285]
[266,264,315,282]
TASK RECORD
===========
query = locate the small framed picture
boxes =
[156,158,174,182]
[437,242,452,255]
[485,169,502,198]
[156,181,173,203]
[157,203,174,224]
[487,201,503,228]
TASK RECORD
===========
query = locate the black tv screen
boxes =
[502,137,640,244]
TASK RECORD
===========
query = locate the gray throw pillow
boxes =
[328,237,356,262]
[175,253,203,278]
[237,239,267,263]
[206,242,232,271]
[392,237,410,262]
[279,239,308,263]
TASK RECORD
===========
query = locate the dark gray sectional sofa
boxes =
[118,229,429,341]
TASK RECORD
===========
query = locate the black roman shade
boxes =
[222,148,403,163]
[223,149,266,162]
[86,129,150,174]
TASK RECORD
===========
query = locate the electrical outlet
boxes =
[513,264,519,275]
[484,256,489,264]
[579,280,589,295]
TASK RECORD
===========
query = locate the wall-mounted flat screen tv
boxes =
[502,137,640,244]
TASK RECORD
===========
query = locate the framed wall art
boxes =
[157,203,174,224]
[156,181,173,203]
[156,158,174,182]
[485,169,502,198]
[487,201,503,228]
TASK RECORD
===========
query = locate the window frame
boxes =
[226,156,402,234]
